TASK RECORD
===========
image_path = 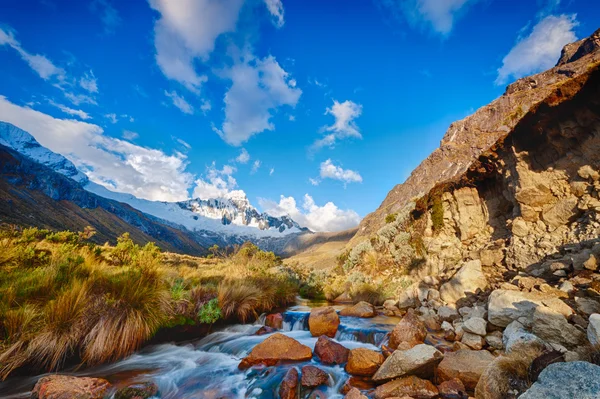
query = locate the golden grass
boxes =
[0,228,299,379]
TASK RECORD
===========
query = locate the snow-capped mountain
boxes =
[0,122,88,184]
[0,121,307,239]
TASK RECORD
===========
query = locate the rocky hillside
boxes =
[352,28,600,245]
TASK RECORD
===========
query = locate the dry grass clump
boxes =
[0,227,298,379]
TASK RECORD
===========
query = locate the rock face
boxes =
[239,333,312,369]
[389,309,427,349]
[520,361,600,399]
[308,307,340,338]
[437,349,495,390]
[114,382,158,399]
[345,348,384,377]
[314,335,350,365]
[279,368,299,399]
[339,301,377,318]
[301,365,329,387]
[31,375,111,399]
[372,344,443,382]
[373,375,439,399]
[440,260,488,304]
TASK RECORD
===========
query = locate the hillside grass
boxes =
[0,226,298,380]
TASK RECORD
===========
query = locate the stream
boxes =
[0,298,404,398]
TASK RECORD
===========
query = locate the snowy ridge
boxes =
[0,121,305,238]
[0,122,88,183]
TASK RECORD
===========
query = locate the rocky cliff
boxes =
[352,28,600,247]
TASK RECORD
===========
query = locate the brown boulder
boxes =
[372,344,443,382]
[340,377,376,394]
[309,306,340,338]
[344,387,369,399]
[314,335,350,365]
[340,301,377,318]
[114,382,158,399]
[373,375,438,399]
[438,378,467,399]
[437,349,494,390]
[346,348,384,377]
[266,313,283,329]
[301,365,330,387]
[279,368,299,399]
[389,309,427,350]
[31,375,111,399]
[239,333,312,369]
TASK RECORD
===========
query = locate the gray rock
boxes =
[372,344,443,382]
[440,260,488,304]
[520,361,600,399]
[461,332,484,350]
[462,317,487,336]
[587,313,600,346]
[531,306,586,350]
[485,331,504,350]
[487,289,571,327]
[576,297,600,316]
[503,320,547,353]
[437,306,460,322]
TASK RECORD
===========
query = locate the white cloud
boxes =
[251,159,261,174]
[200,99,212,114]
[105,113,118,124]
[264,0,285,28]
[269,167,274,176]
[0,95,193,202]
[496,14,578,85]
[309,177,320,186]
[319,159,362,185]
[165,90,194,114]
[122,130,139,140]
[192,162,242,199]
[90,0,121,35]
[216,53,302,146]
[379,0,476,35]
[79,71,98,93]
[148,0,244,92]
[48,100,91,120]
[235,148,250,163]
[0,26,66,81]
[176,137,191,149]
[64,92,97,106]
[259,194,361,232]
[312,100,363,150]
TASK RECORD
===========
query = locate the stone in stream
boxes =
[340,376,376,395]
[31,375,112,399]
[308,306,340,338]
[345,348,385,377]
[339,301,377,318]
[238,333,312,369]
[114,382,159,399]
[344,387,369,399]
[265,313,283,329]
[373,375,439,399]
[372,344,443,382]
[279,368,299,399]
[254,325,276,335]
[314,335,350,365]
[436,348,494,390]
[301,365,330,387]
[389,309,427,350]
[519,361,600,399]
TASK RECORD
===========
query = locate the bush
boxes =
[198,298,221,324]
[385,213,397,224]
[431,195,444,232]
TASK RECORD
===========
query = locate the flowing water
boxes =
[0,298,402,399]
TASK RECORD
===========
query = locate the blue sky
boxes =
[0,0,598,231]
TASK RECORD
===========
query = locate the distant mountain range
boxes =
[0,121,309,254]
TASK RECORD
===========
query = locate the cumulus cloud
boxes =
[200,99,212,114]
[105,113,118,123]
[148,0,244,92]
[312,100,363,151]
[215,53,301,146]
[319,159,362,185]
[165,90,194,114]
[122,130,139,140]
[264,0,285,28]
[235,148,250,164]
[192,162,243,199]
[496,14,578,85]
[90,0,121,35]
[259,194,361,232]
[0,95,193,202]
[377,0,476,35]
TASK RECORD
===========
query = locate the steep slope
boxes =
[352,28,600,245]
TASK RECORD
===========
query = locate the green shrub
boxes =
[385,213,397,224]
[431,195,444,232]
[198,298,221,324]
